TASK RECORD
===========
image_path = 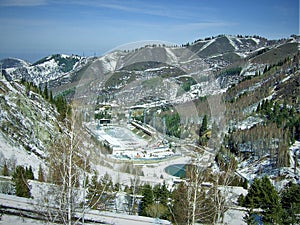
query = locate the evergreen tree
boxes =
[2,162,9,176]
[199,115,209,146]
[43,85,49,100]
[199,115,208,136]
[49,90,53,103]
[86,172,114,210]
[38,164,45,182]
[243,208,257,225]
[171,182,189,224]
[150,182,170,219]
[260,176,282,224]
[244,176,282,224]
[140,184,154,216]
[12,166,31,198]
[25,166,34,180]
[86,171,101,209]
[281,182,300,225]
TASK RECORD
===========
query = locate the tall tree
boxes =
[38,164,45,182]
[171,159,216,225]
[199,115,208,136]
[12,166,31,198]
[172,182,189,224]
[140,184,154,217]
[45,104,89,224]
[2,162,9,176]
[243,176,282,224]
[199,115,209,146]
[281,182,300,225]
[25,166,34,180]
[43,85,49,100]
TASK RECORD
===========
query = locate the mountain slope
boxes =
[3,54,88,86]
[0,78,65,173]
[0,58,30,69]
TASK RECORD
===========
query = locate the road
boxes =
[0,193,171,225]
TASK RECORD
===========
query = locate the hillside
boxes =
[3,54,89,86]
[0,77,66,174]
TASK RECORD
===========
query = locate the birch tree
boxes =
[212,156,237,224]
[172,158,216,224]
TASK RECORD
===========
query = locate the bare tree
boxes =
[128,170,141,215]
[40,103,102,224]
[188,157,216,225]
[45,105,84,224]
[212,156,237,224]
[172,154,216,225]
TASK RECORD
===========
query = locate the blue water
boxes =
[165,164,187,178]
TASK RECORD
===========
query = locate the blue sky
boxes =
[0,0,298,62]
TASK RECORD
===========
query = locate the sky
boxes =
[0,0,298,62]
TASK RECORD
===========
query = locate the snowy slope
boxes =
[0,57,30,69]
[3,54,87,85]
[0,78,65,174]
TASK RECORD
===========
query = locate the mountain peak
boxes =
[0,57,31,69]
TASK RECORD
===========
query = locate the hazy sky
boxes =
[0,0,298,62]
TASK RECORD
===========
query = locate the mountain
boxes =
[0,34,299,224]
[0,57,30,69]
[2,35,298,99]
[3,54,88,86]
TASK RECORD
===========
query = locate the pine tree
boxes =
[199,115,208,146]
[140,184,154,216]
[12,166,31,198]
[87,171,101,209]
[2,162,9,176]
[43,85,49,99]
[243,208,258,225]
[38,164,45,182]
[171,182,189,224]
[25,166,34,180]
[281,182,300,225]
[86,171,114,210]
[199,115,208,136]
[49,90,53,103]
[260,176,282,224]
[244,176,282,224]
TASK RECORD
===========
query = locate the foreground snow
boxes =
[0,193,171,225]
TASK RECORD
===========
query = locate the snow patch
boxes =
[227,36,239,51]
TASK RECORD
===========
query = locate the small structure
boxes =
[99,119,111,126]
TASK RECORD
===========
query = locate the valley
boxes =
[0,34,299,224]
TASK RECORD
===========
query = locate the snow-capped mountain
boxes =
[0,57,30,69]
[3,54,88,86]
[0,34,298,172]
[0,34,299,225]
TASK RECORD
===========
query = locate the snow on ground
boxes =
[195,38,216,54]
[217,186,248,225]
[91,151,191,187]
[0,193,171,225]
[237,116,263,130]
[0,133,45,177]
[223,208,247,225]
[237,141,300,189]
[99,51,122,73]
[227,36,239,51]
[165,48,178,65]
[281,75,292,83]
[251,37,260,45]
[0,214,55,225]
